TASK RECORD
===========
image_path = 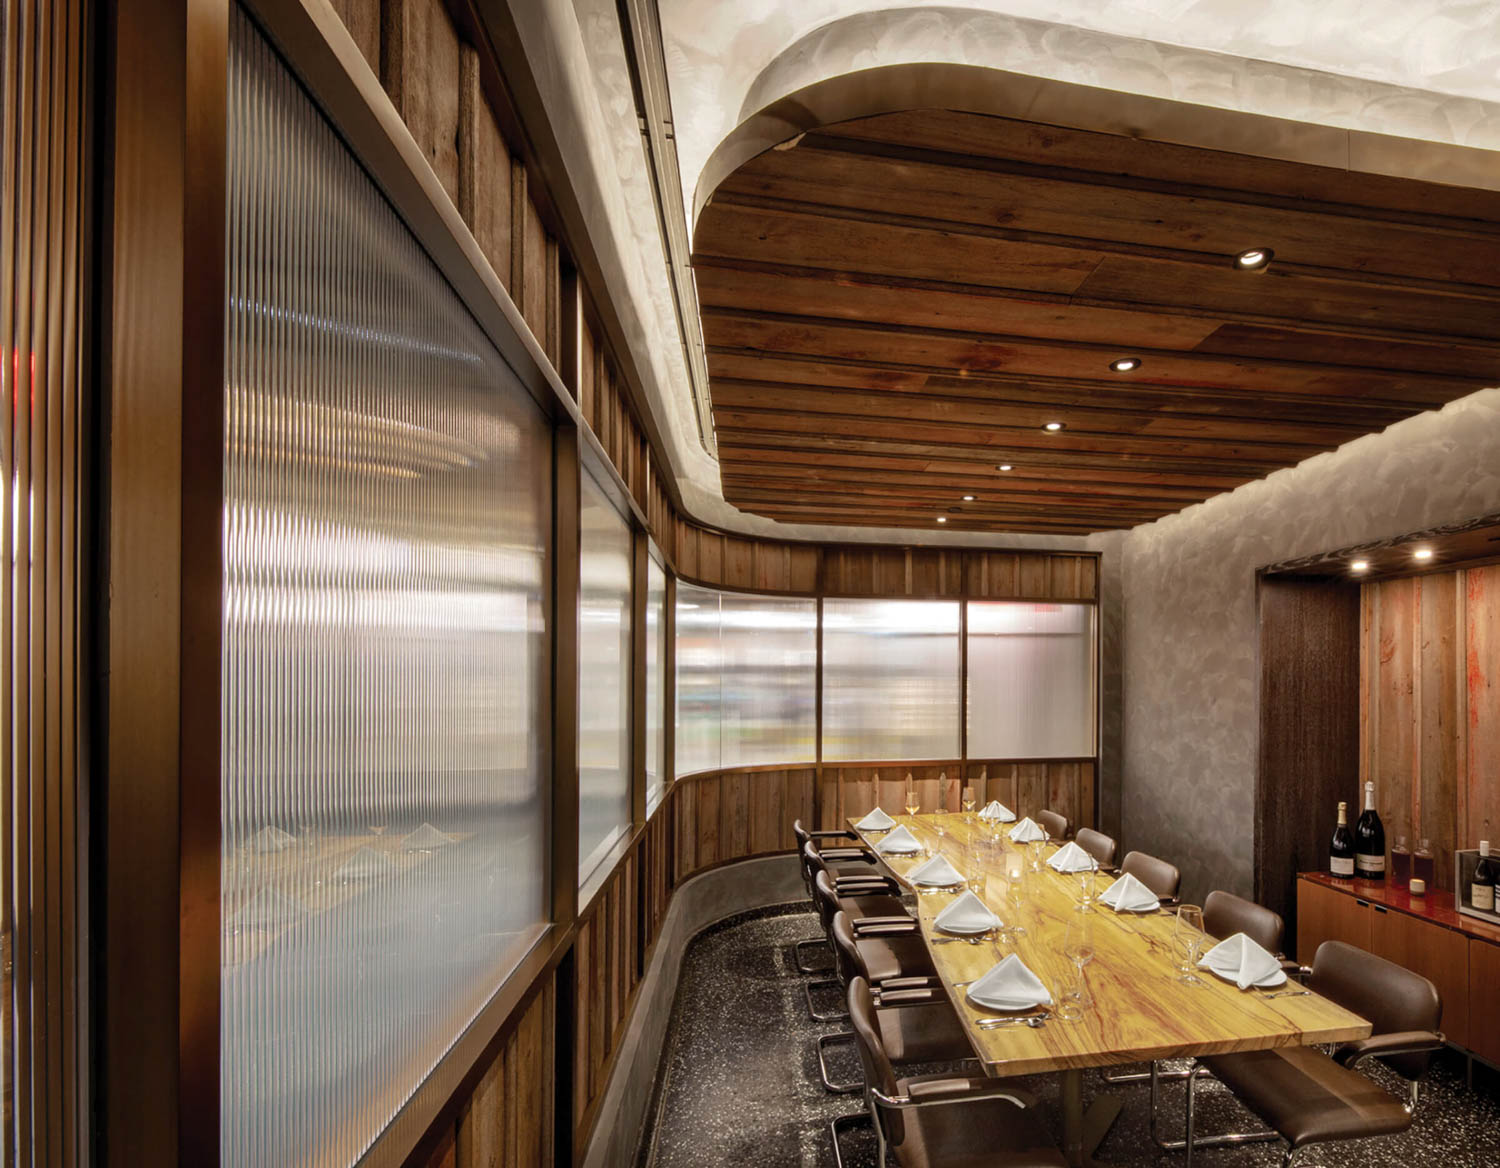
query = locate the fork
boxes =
[977,1013,1049,1029]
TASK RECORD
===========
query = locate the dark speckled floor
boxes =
[638,906,1500,1168]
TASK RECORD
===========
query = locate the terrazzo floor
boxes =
[637,906,1500,1168]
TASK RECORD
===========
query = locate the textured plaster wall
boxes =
[1118,388,1500,902]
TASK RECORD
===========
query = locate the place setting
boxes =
[907,852,967,896]
[930,889,1006,945]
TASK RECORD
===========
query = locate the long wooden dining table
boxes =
[849,813,1370,1167]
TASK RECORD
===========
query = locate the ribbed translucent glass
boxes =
[578,470,632,887]
[645,556,667,810]
[222,12,551,1166]
[718,592,817,767]
[674,584,722,775]
[822,600,961,761]
[967,602,1096,758]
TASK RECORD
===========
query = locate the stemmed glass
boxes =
[962,786,977,821]
[1005,861,1027,937]
[1059,916,1096,1020]
[1028,838,1045,873]
[904,776,920,820]
[1173,904,1207,984]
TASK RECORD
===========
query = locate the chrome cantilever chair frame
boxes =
[830,1078,1037,1168]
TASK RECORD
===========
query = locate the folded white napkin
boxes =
[1008,817,1046,843]
[1198,933,1286,989]
[1098,872,1160,913]
[909,854,965,886]
[334,845,398,881]
[401,822,456,852]
[855,807,896,831]
[978,800,1016,823]
[965,953,1053,1011]
[935,890,1002,934]
[1047,840,1096,873]
[875,824,922,854]
[250,825,296,854]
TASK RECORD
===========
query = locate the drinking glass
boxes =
[1005,863,1027,936]
[1076,861,1098,911]
[1059,916,1096,1019]
[1028,838,1045,873]
[1173,904,1207,984]
[962,786,976,820]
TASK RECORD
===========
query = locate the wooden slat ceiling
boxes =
[690,109,1500,534]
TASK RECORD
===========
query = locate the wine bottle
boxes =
[1474,841,1496,913]
[1329,801,1355,879]
[1354,782,1385,881]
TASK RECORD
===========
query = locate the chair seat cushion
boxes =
[1201,1045,1415,1150]
[877,1003,973,1064]
[840,893,909,920]
[856,933,936,983]
[892,1075,1066,1168]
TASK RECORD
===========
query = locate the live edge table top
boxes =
[850,814,1370,1078]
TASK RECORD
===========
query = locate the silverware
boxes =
[977,1013,1049,1029]
[1261,989,1311,999]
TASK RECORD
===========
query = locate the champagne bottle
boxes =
[1354,782,1385,881]
[1474,841,1496,913]
[1329,801,1355,879]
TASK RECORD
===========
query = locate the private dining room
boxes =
[27,3,1500,1168]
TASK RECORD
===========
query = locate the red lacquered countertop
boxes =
[1300,871,1500,945]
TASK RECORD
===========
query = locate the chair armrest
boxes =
[851,915,917,935]
[808,829,859,841]
[874,985,945,1006]
[1280,960,1307,980]
[876,975,942,992]
[871,1078,1033,1112]
[1335,1031,1446,1069]
[819,847,875,862]
[833,876,900,895]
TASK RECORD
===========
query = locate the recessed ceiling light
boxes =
[1109,357,1142,373]
[997,464,1013,472]
[1351,560,1370,573]
[1413,547,1433,561]
[936,516,947,523]
[1234,247,1274,271]
[962,494,976,502]
[1043,421,1065,432]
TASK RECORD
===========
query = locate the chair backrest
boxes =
[1120,851,1181,901]
[1075,828,1117,869]
[811,868,846,933]
[1311,940,1442,1081]
[830,910,865,988]
[1038,809,1070,840]
[846,976,907,1146]
[792,819,814,851]
[1203,890,1284,956]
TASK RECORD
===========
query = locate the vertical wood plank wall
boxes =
[1360,565,1500,890]
[303,3,1104,1166]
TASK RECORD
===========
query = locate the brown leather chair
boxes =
[794,823,883,972]
[1175,941,1444,1167]
[1037,808,1070,840]
[832,976,1067,1168]
[1120,850,1181,904]
[807,868,924,1022]
[797,838,897,974]
[1204,889,1286,959]
[1075,827,1117,870]
[815,911,974,1093]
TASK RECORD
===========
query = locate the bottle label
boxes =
[1356,854,1385,876]
[1475,884,1496,913]
[1330,856,1354,877]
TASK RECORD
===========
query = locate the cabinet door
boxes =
[1470,939,1500,1065]
[1368,907,1468,1048]
[1297,881,1370,964]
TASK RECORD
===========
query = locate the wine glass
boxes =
[904,778,920,820]
[1059,916,1096,1020]
[962,786,976,820]
[1028,838,1045,873]
[1173,904,1207,984]
[1005,862,1027,936]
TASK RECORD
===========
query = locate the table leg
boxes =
[1060,1069,1123,1167]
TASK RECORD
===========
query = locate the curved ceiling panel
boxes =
[691,97,1500,533]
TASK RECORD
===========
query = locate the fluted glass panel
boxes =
[967,602,1096,758]
[822,600,960,761]
[578,470,632,885]
[719,593,817,767]
[645,556,667,810]
[674,584,721,775]
[223,12,551,1168]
